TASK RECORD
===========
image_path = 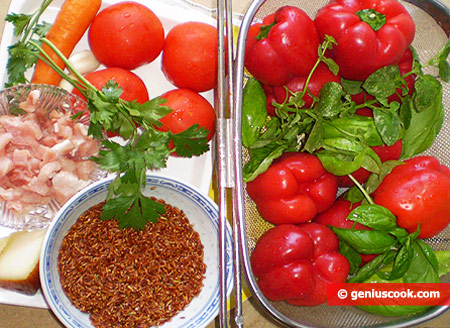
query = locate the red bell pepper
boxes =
[246,152,338,225]
[314,0,415,81]
[263,63,341,115]
[245,6,320,87]
[251,223,350,306]
[373,156,450,238]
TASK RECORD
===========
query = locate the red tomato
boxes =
[73,67,149,104]
[161,22,219,92]
[73,67,149,138]
[157,88,216,143]
[88,1,164,70]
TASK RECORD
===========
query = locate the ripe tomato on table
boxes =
[157,88,216,147]
[72,67,149,138]
[73,67,149,104]
[88,1,165,70]
[161,21,220,92]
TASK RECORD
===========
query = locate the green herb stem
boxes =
[348,174,375,205]
[20,0,53,42]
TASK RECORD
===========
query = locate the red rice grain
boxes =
[57,199,206,327]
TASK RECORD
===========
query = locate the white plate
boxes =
[40,175,234,328]
[0,0,217,308]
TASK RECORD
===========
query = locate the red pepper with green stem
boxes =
[245,5,320,87]
[314,0,415,81]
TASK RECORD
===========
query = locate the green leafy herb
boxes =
[5,0,53,86]
[400,75,444,159]
[22,38,210,230]
[241,78,268,148]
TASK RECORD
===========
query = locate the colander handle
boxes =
[216,0,245,327]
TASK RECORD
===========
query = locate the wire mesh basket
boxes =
[232,0,450,327]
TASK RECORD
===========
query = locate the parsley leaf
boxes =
[170,125,210,157]
[8,34,211,230]
[4,0,53,87]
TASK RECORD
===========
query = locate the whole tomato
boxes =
[157,89,216,149]
[246,152,338,225]
[88,1,164,70]
[73,67,149,104]
[251,223,350,306]
[73,67,149,138]
[373,156,450,238]
[245,6,320,87]
[161,22,220,93]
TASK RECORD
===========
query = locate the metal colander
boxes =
[231,0,450,327]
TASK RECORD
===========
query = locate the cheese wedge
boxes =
[0,229,46,295]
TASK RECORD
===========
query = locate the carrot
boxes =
[31,0,102,85]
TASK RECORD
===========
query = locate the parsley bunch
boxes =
[6,8,210,230]
[5,0,52,86]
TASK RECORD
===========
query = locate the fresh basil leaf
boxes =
[343,187,365,204]
[242,78,268,148]
[435,250,450,277]
[303,118,323,153]
[416,239,439,274]
[403,240,439,283]
[372,106,403,146]
[331,227,398,254]
[414,75,441,112]
[339,240,362,275]
[347,204,398,231]
[360,146,382,174]
[376,243,412,281]
[316,147,365,176]
[242,143,287,182]
[341,78,363,95]
[322,116,383,146]
[399,96,413,129]
[439,60,450,82]
[400,75,444,159]
[363,65,402,103]
[315,82,344,117]
[250,117,282,148]
[365,160,404,194]
[348,250,394,283]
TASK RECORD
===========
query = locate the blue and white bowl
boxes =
[39,174,234,328]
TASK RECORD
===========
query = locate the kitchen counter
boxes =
[1,0,450,327]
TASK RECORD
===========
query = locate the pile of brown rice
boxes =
[57,199,206,327]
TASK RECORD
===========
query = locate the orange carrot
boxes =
[31,0,102,85]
